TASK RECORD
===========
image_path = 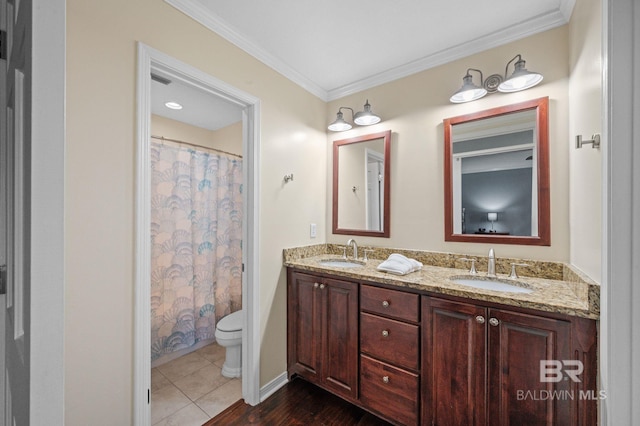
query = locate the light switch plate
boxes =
[310,223,317,238]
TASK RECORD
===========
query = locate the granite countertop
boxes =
[283,245,599,320]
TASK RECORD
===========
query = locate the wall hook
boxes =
[283,173,294,183]
[575,133,601,149]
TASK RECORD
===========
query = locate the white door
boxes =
[1,0,31,424]
[366,150,384,231]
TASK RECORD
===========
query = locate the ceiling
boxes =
[153,0,574,131]
[151,69,244,131]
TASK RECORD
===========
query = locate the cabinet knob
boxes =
[314,282,319,288]
[489,317,500,327]
[382,300,390,308]
[382,376,390,384]
[381,330,389,337]
[319,283,326,289]
[475,315,485,324]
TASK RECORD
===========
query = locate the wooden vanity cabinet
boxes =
[422,296,597,426]
[287,270,359,400]
[287,267,597,426]
[359,285,421,426]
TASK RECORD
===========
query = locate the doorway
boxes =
[135,43,261,426]
[365,149,384,232]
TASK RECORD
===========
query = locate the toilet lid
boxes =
[217,310,243,332]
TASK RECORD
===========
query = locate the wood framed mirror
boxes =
[333,130,391,237]
[444,97,550,245]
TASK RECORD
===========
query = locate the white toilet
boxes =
[214,310,243,378]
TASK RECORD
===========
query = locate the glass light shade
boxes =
[498,59,543,93]
[353,100,381,126]
[450,75,487,103]
[328,111,352,131]
[488,212,498,222]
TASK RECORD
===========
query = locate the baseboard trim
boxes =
[259,371,289,402]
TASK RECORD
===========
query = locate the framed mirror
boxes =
[333,130,391,237]
[444,97,550,245]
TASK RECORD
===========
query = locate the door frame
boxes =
[134,43,261,425]
[21,0,65,424]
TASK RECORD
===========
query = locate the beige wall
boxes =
[66,0,327,423]
[211,121,243,156]
[568,0,602,282]
[151,114,243,156]
[327,26,572,263]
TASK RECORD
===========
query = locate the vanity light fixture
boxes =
[449,69,487,103]
[328,108,353,131]
[328,100,381,131]
[450,54,543,103]
[498,54,543,93]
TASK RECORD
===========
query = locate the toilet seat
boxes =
[217,310,242,332]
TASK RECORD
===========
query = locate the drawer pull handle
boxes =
[489,317,499,327]
[382,300,390,308]
[475,315,485,324]
[381,330,389,337]
[382,376,390,384]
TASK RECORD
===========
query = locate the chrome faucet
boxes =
[346,238,358,260]
[487,248,496,277]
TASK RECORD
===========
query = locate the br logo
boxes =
[540,360,584,383]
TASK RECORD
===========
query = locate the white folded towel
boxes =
[377,253,423,275]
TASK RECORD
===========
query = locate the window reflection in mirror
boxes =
[333,130,391,237]
[444,97,550,245]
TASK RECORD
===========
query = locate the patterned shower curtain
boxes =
[150,141,243,362]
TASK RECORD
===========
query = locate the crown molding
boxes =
[559,0,577,21]
[165,0,330,101]
[326,6,572,100]
[166,0,574,103]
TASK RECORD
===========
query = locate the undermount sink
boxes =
[319,259,365,268]
[450,276,533,294]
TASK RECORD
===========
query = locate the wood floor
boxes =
[203,377,392,426]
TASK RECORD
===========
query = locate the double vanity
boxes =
[284,244,599,426]
[287,96,599,425]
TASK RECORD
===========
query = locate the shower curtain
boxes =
[150,141,243,362]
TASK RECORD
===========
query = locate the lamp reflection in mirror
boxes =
[328,100,381,131]
[488,212,497,230]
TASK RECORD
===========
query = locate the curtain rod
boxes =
[151,135,243,159]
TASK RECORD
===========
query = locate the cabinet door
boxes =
[488,309,571,426]
[422,297,487,426]
[287,271,323,380]
[323,277,359,399]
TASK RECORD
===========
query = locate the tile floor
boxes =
[151,342,242,426]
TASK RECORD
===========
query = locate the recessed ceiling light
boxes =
[165,101,183,110]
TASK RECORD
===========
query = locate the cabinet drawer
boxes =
[361,285,419,322]
[360,355,419,426]
[360,312,419,371]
